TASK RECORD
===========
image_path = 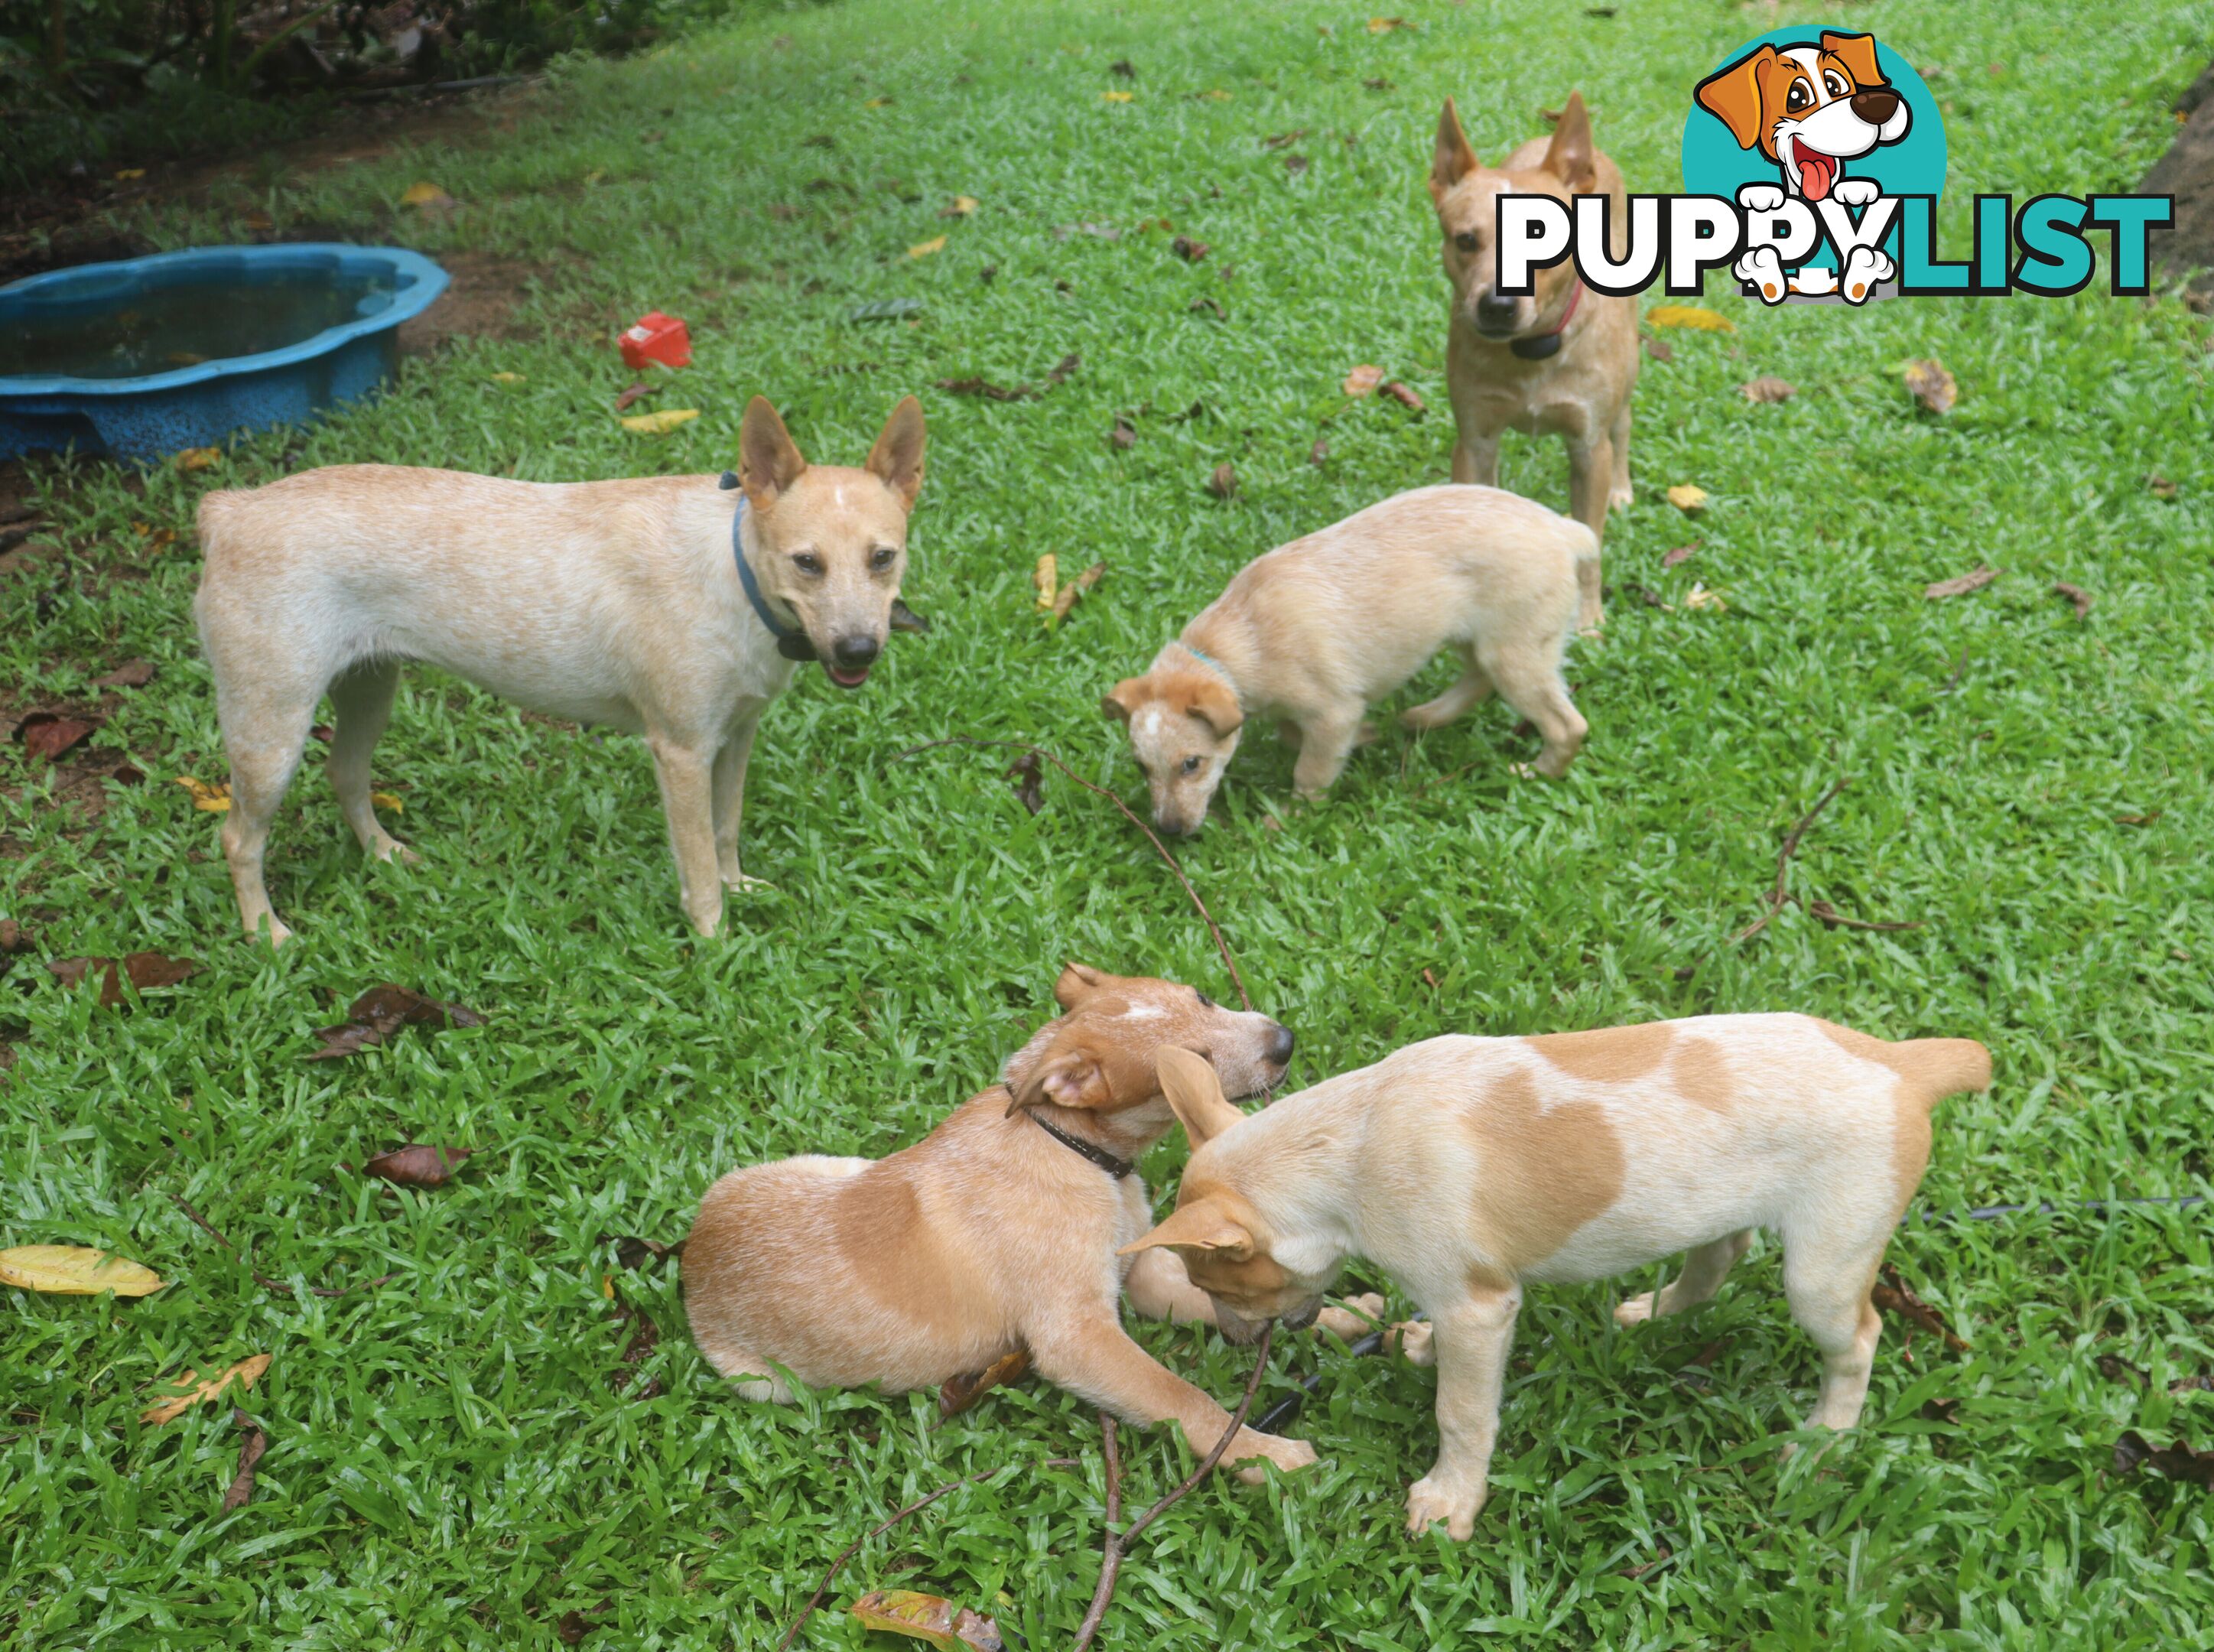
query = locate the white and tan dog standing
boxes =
[683,966,1376,1479]
[1429,92,1639,630]
[1125,1019,1990,1538]
[193,396,923,944]
[1104,485,1595,835]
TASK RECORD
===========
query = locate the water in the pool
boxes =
[2,275,395,379]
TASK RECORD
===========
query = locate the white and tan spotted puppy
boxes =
[193,396,923,945]
[1123,1018,1990,1539]
[1103,485,1595,835]
[684,965,1376,1481]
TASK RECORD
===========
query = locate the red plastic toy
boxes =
[619,312,691,370]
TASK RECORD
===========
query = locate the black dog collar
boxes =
[1508,278,1585,361]
[1021,1098,1136,1180]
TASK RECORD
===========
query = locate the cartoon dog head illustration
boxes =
[1694,31,1910,202]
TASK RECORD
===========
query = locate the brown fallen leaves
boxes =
[223,1409,268,1511]
[361,1145,472,1188]
[1739,376,1796,404]
[50,951,198,1007]
[850,1591,1002,1650]
[1342,363,1384,397]
[1381,380,1425,413]
[19,711,97,762]
[1924,564,2001,600]
[1108,417,1136,450]
[1642,334,1674,363]
[1902,358,1958,415]
[307,984,483,1060]
[935,354,1079,403]
[1207,462,1239,499]
[2113,1431,2214,1488]
[93,660,155,689]
[141,1353,271,1425]
[2052,580,2094,619]
[0,1244,165,1296]
[1171,236,1209,262]
[613,381,655,413]
[1871,1264,1969,1354]
[1309,437,1329,467]
[1662,542,1701,568]
[939,1348,1031,1419]
[1003,752,1045,816]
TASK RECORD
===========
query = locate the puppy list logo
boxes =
[1496,27,2171,307]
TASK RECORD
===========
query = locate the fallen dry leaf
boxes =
[360,1144,473,1188]
[1420,967,1439,990]
[19,712,97,762]
[1309,437,1329,466]
[174,775,232,812]
[1110,57,1134,78]
[613,381,655,413]
[1100,89,1133,103]
[941,195,979,217]
[935,376,1030,402]
[848,1591,1003,1651]
[1033,554,1058,612]
[1367,14,1412,31]
[1872,1264,1969,1353]
[369,791,403,813]
[0,1245,165,1297]
[2052,580,2094,619]
[1642,334,1673,363]
[1343,363,1385,397]
[306,984,484,1062]
[1902,358,1958,415]
[1739,376,1795,404]
[1682,584,1728,612]
[1189,295,1225,318]
[2098,1354,2151,1388]
[115,167,146,181]
[1662,542,1700,568]
[1046,353,1081,386]
[1647,305,1734,333]
[398,180,454,209]
[2147,473,2179,500]
[605,1234,684,1269]
[1109,418,1136,450]
[1263,128,1307,150]
[1049,562,1104,624]
[941,1349,1032,1419]
[93,660,155,689]
[1207,462,1239,499]
[1382,380,1426,412]
[223,1408,268,1511]
[2114,1430,2214,1488]
[2114,811,2163,827]
[1924,564,2001,600]
[907,235,948,259]
[1172,236,1209,262]
[1002,754,1045,818]
[0,919,29,954]
[865,95,892,109]
[1920,1396,1962,1425]
[173,447,222,472]
[1665,484,1708,513]
[48,952,199,1008]
[619,408,700,435]
[141,1354,271,1425]
[489,372,524,385]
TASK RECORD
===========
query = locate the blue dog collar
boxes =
[721,473,816,662]
[1175,639,1241,707]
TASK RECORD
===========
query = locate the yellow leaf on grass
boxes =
[620,408,700,435]
[489,372,524,385]
[174,775,232,812]
[907,236,948,259]
[399,180,454,209]
[114,167,146,181]
[1367,15,1413,32]
[1683,584,1728,612]
[1647,305,1735,333]
[370,792,403,812]
[1343,363,1385,397]
[1101,89,1133,102]
[173,447,222,472]
[865,96,892,109]
[1200,89,1232,101]
[943,195,979,217]
[848,1590,1003,1651]
[1900,357,1958,415]
[0,1245,166,1298]
[140,1354,271,1426]
[1666,484,1709,513]
[1049,561,1104,624]
[1033,553,1058,611]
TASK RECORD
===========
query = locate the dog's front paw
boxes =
[1315,1292,1387,1341]
[1735,182,1787,213]
[1405,1475,1484,1541]
[722,870,775,893]
[1832,178,1881,209]
[1385,1321,1435,1366]
[1840,245,1894,303]
[1734,246,1789,304]
[1229,1429,1317,1483]
[1614,1290,1657,1326]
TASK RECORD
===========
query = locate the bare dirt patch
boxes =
[2146,64,2214,299]
[400,251,554,353]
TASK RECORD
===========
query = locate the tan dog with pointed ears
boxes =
[193,396,924,945]
[1104,486,1595,836]
[1125,1018,1989,1538]
[1430,91,1639,631]
[683,966,1377,1480]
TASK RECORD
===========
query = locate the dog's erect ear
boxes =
[1156,1046,1248,1148]
[1101,678,1143,724]
[1185,672,1242,740]
[739,397,808,511]
[1007,1046,1110,1116]
[866,395,927,511]
[1117,1195,1256,1260]
[1542,91,1598,193]
[1819,31,1885,91]
[1054,961,1106,1011]
[1694,45,1774,151]
[1429,97,1481,206]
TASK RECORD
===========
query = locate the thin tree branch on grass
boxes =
[170,1195,396,1299]
[774,1457,1079,1651]
[1729,777,1921,944]
[1074,1321,1276,1651]
[896,736,1253,1011]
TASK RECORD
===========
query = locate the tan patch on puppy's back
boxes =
[1465,1069,1624,1270]
[1669,1034,1738,1114]
[832,1169,985,1341]
[1526,1022,1673,1085]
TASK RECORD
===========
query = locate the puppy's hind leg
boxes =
[326,659,416,864]
[696,1338,797,1403]
[1480,639,1587,779]
[213,669,323,947]
[1780,1232,1890,1451]
[1608,402,1634,511]
[1401,646,1493,732]
[1615,1230,1752,1325]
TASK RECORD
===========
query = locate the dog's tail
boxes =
[1899,1038,1991,1111]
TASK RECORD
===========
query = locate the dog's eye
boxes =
[1194,990,1215,1009]
[1181,755,1202,774]
[1824,70,1848,99]
[1786,81,1811,112]
[792,552,824,577]
[869,545,896,573]
[1454,230,1479,254]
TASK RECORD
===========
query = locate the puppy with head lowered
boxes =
[1104,485,1595,835]
[1126,1019,1990,1538]
[684,966,1374,1479]
[193,396,924,945]
[1429,92,1638,630]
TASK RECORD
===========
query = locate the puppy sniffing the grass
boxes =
[684,965,1370,1479]
[1104,486,1595,834]
[193,396,923,945]
[1430,92,1639,630]
[1125,1020,1990,1537]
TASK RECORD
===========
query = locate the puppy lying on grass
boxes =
[683,965,1377,1479]
[193,396,922,945]
[1124,1020,1989,1536]
[1104,486,1595,835]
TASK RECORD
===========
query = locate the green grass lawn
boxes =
[5,0,2213,1644]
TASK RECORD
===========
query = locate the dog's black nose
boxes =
[1266,1023,1295,1065]
[1851,87,1900,125]
[1475,290,1519,323]
[831,634,881,669]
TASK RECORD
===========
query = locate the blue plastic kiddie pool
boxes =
[0,244,447,460]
